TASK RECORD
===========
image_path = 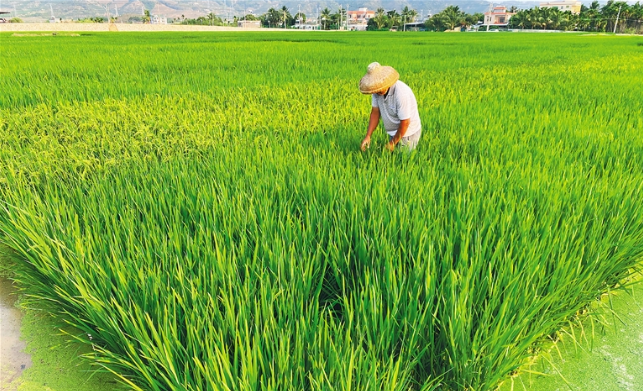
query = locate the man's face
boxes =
[376,88,389,96]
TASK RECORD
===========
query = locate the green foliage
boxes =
[9,17,23,23]
[261,6,294,28]
[510,0,643,33]
[77,17,105,23]
[0,32,642,391]
[425,6,476,31]
[365,7,419,31]
[181,13,224,26]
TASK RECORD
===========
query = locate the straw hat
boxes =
[359,62,399,94]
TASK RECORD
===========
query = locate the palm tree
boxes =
[264,8,281,28]
[510,11,527,29]
[401,6,418,29]
[333,6,347,29]
[280,6,291,28]
[321,7,331,30]
[207,12,217,26]
[402,6,418,22]
[143,9,151,24]
[547,8,562,29]
[528,7,542,29]
[387,10,401,29]
[632,3,643,33]
[442,6,465,30]
[373,7,387,30]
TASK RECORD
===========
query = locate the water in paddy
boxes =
[0,275,32,387]
[501,278,643,391]
[0,275,125,391]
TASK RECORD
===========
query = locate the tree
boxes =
[262,8,282,28]
[280,6,293,27]
[442,6,465,30]
[372,7,388,30]
[509,11,527,29]
[425,13,448,31]
[207,12,217,26]
[402,6,418,23]
[294,12,306,24]
[387,10,401,29]
[143,9,151,24]
[401,6,418,29]
[547,8,567,30]
[528,7,544,29]
[321,8,331,30]
[331,7,347,29]
[9,17,23,23]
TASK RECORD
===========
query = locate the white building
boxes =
[539,0,582,14]
[151,15,167,25]
[294,23,320,30]
[484,6,515,26]
[347,8,374,30]
[238,20,261,28]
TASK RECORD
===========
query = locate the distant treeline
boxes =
[72,0,641,34]
[510,0,642,33]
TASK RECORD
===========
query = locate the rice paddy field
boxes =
[1,31,643,391]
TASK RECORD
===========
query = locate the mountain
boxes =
[4,0,592,22]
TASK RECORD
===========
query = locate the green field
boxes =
[1,32,642,391]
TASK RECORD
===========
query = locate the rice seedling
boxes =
[0,32,642,390]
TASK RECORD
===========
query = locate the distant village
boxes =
[1,0,640,34]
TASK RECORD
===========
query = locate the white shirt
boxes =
[372,81,421,137]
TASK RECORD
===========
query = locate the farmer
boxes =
[359,62,422,152]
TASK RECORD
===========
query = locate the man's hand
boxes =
[385,141,396,152]
[360,137,371,152]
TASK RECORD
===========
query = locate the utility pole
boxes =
[346,4,349,30]
[486,3,493,32]
[613,5,622,34]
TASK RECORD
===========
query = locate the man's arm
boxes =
[361,107,381,151]
[386,118,411,151]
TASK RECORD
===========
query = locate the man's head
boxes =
[359,62,399,95]
[375,88,390,96]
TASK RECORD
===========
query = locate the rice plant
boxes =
[1,32,642,390]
